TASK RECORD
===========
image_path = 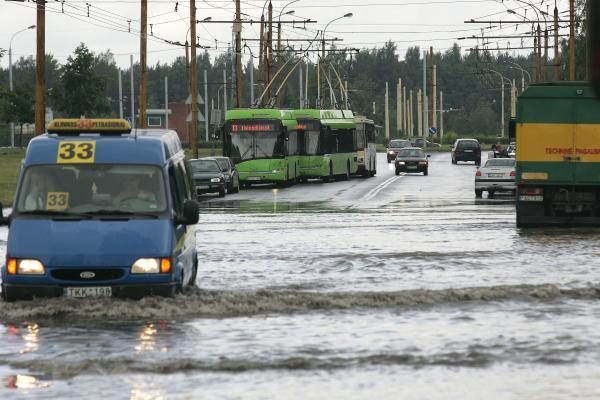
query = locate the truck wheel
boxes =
[488,190,495,197]
[395,168,400,176]
[475,189,483,198]
[423,169,428,176]
[219,189,226,197]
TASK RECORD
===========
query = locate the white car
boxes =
[474,158,516,197]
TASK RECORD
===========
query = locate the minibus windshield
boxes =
[15,165,168,215]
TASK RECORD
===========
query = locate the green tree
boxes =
[52,43,110,117]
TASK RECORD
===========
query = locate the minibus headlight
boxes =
[131,258,160,274]
[397,161,405,165]
[131,258,171,274]
[7,259,45,275]
[210,178,221,183]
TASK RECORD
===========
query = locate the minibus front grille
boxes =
[51,269,125,282]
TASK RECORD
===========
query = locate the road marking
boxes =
[361,174,404,201]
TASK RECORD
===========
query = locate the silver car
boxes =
[474,158,516,197]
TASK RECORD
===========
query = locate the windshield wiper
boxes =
[18,210,93,219]
[87,209,160,219]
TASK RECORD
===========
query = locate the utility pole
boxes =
[35,0,45,135]
[544,29,549,81]
[417,89,423,138]
[384,82,390,139]
[223,69,228,112]
[267,1,273,100]
[204,70,209,141]
[396,78,402,135]
[409,89,414,137]
[250,59,255,105]
[432,65,437,130]
[164,76,169,130]
[130,55,135,129]
[299,64,303,108]
[190,0,199,158]
[537,24,542,82]
[258,14,264,104]
[569,0,575,80]
[554,4,560,81]
[439,91,444,144]
[422,52,427,140]
[140,0,148,128]
[235,0,242,107]
[403,86,408,134]
[501,78,505,137]
[511,79,517,118]
[118,69,124,119]
[531,36,538,82]
[429,47,434,129]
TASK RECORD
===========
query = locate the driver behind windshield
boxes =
[113,175,156,206]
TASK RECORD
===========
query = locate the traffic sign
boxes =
[428,127,438,136]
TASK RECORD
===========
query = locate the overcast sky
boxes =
[0,0,575,70]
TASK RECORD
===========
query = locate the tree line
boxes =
[0,33,588,144]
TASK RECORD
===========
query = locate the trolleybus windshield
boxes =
[228,121,285,161]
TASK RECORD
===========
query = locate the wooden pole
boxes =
[190,0,199,157]
[235,0,242,107]
[139,0,148,128]
[35,0,45,134]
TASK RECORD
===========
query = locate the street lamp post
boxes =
[486,69,514,138]
[506,61,531,92]
[9,25,35,148]
[319,13,352,107]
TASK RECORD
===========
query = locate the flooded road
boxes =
[1,152,600,399]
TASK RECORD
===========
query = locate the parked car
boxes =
[507,142,516,158]
[207,156,240,193]
[189,158,227,197]
[474,158,516,197]
[451,139,481,165]
[394,147,430,176]
[386,139,412,162]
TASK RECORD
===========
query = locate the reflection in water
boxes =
[5,374,50,389]
[134,323,158,353]
[130,383,165,400]
[21,323,39,354]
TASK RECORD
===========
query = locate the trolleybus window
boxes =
[227,121,285,161]
[298,120,321,155]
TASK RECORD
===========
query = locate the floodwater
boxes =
[1,152,600,399]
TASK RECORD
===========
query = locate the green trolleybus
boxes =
[222,109,301,186]
[294,109,359,181]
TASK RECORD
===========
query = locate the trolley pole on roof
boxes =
[190,0,199,158]
[35,0,45,135]
[569,0,576,80]
[140,0,148,128]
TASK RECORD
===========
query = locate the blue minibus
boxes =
[0,119,199,301]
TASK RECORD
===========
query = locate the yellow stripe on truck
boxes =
[518,123,600,163]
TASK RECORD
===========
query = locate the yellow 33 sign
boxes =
[57,141,96,163]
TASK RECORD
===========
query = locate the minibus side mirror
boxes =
[0,203,9,226]
[179,199,199,225]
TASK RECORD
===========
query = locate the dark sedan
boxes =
[189,158,226,197]
[386,139,412,162]
[394,147,430,176]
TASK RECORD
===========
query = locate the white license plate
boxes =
[488,173,504,177]
[463,149,473,152]
[407,165,417,169]
[196,185,208,190]
[64,286,112,298]
[247,177,262,181]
